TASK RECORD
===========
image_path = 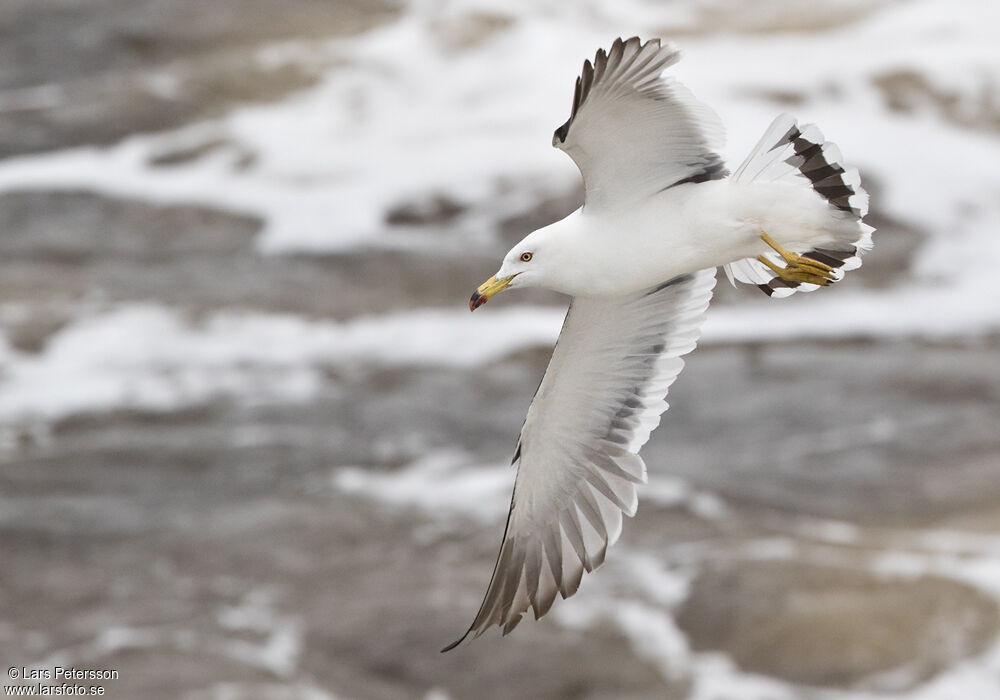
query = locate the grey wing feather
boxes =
[443,268,716,650]
[553,37,727,211]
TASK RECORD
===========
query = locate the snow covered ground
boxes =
[2,0,1000,698]
[0,0,998,420]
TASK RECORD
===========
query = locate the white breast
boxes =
[554,179,841,298]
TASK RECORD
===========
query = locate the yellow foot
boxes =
[756,231,837,286]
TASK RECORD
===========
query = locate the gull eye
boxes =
[520,252,533,262]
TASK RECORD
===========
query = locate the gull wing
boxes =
[552,37,727,212]
[443,269,716,649]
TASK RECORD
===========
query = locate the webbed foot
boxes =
[756,231,836,286]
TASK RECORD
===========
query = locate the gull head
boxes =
[469,227,562,311]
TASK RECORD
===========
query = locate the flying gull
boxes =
[444,37,873,650]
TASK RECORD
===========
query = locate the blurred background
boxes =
[1,0,999,698]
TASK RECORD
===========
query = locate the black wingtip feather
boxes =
[555,36,683,151]
[441,630,470,653]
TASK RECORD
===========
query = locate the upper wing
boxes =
[443,269,716,649]
[552,37,727,212]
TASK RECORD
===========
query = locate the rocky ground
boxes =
[1,2,999,700]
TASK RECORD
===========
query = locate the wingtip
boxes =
[440,630,470,653]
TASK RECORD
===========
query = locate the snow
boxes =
[0,304,562,422]
[333,449,514,522]
[2,281,994,424]
[3,0,1000,695]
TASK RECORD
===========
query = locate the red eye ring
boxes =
[520,252,533,262]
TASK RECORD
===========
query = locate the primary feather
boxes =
[552,37,727,211]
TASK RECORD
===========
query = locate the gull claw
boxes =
[757,231,837,286]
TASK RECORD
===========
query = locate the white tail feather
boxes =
[725,113,873,298]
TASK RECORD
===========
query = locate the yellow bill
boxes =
[469,275,516,311]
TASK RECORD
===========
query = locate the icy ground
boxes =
[1,0,1000,698]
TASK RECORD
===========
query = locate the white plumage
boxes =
[448,37,873,649]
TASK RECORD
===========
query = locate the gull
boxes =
[444,37,873,650]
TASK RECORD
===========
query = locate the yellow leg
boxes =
[756,231,836,286]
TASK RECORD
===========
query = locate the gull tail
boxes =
[725,113,874,298]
